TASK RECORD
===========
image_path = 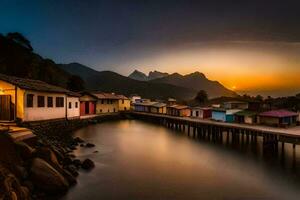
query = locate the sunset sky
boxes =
[1,0,300,96]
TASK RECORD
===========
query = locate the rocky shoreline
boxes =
[0,113,129,200]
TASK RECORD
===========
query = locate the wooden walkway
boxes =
[130,111,300,149]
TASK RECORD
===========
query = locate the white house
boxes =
[0,73,80,122]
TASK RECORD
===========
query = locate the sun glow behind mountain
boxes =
[124,41,300,96]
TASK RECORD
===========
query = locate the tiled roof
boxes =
[0,73,72,94]
[259,109,298,118]
[168,105,189,110]
[91,92,129,100]
[152,102,167,108]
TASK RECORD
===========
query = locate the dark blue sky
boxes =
[1,0,300,95]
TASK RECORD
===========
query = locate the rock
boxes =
[62,169,77,186]
[23,180,34,192]
[65,165,79,177]
[20,186,30,200]
[14,141,35,160]
[62,157,73,166]
[51,147,64,162]
[81,159,95,170]
[74,137,84,143]
[10,191,18,200]
[30,158,69,194]
[14,165,28,180]
[72,159,82,168]
[93,151,99,153]
[34,147,60,169]
[85,143,95,148]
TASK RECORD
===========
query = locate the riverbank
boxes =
[0,113,128,199]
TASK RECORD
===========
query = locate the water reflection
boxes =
[62,120,300,200]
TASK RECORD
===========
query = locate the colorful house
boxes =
[212,108,241,122]
[117,95,131,111]
[150,102,167,114]
[166,105,191,117]
[133,100,156,112]
[258,109,298,127]
[92,92,120,113]
[79,92,97,116]
[0,73,80,122]
[191,107,212,119]
[234,110,258,124]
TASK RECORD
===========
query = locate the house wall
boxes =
[258,116,279,125]
[96,99,119,113]
[226,114,235,123]
[244,116,254,124]
[118,99,130,111]
[67,97,80,119]
[150,106,166,114]
[212,111,226,122]
[179,109,191,117]
[23,91,67,121]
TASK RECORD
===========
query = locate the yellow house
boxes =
[0,73,80,122]
[116,95,130,111]
[91,92,119,114]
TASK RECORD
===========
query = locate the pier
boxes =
[130,112,300,153]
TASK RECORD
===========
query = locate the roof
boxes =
[91,92,119,99]
[152,102,167,108]
[235,110,258,117]
[259,109,298,118]
[191,107,211,110]
[212,107,227,112]
[168,105,189,110]
[0,73,71,94]
[116,94,129,100]
[133,101,158,106]
[226,109,242,115]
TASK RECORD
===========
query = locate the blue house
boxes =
[212,108,241,122]
[212,108,226,122]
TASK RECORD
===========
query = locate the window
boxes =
[101,100,104,104]
[75,102,78,108]
[69,102,72,109]
[37,96,45,107]
[122,100,124,104]
[26,94,34,107]
[100,109,102,113]
[56,97,64,107]
[47,97,53,107]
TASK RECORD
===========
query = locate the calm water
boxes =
[62,120,300,200]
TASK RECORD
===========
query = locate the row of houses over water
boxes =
[132,96,299,128]
[0,74,130,122]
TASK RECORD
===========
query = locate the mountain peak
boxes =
[128,70,148,81]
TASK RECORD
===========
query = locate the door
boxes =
[0,95,14,121]
[85,102,90,114]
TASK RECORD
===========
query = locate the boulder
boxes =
[85,143,95,148]
[30,158,69,194]
[72,159,82,168]
[81,159,95,170]
[34,147,60,169]
[14,141,35,160]
[65,165,79,177]
[62,169,77,186]
[74,137,84,143]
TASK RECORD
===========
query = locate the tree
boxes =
[6,32,33,51]
[195,90,208,104]
[67,75,85,92]
[255,95,263,101]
